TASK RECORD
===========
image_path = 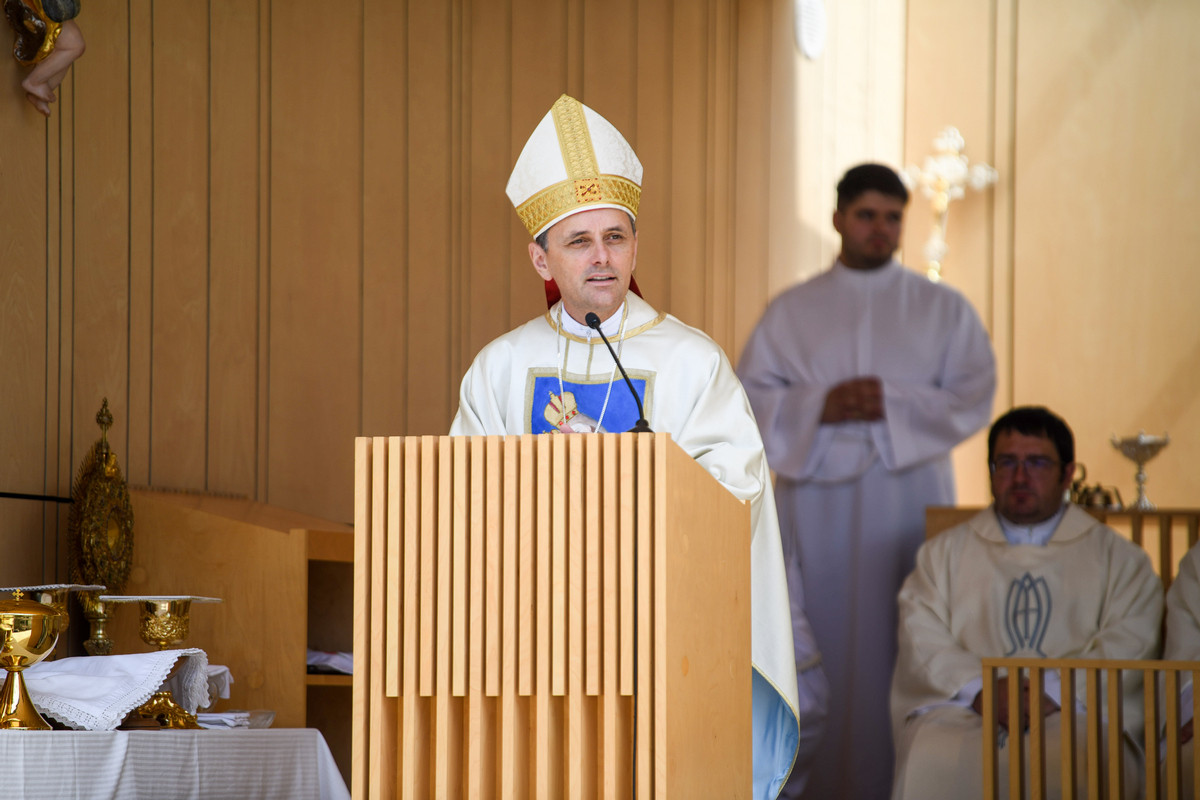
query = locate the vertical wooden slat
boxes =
[1028,667,1046,800]
[486,437,502,697]
[1143,667,1159,800]
[601,433,620,796]
[586,435,602,697]
[499,437,519,799]
[454,437,470,696]
[434,437,453,796]
[1104,668,1123,800]
[1008,667,1024,799]
[552,434,568,697]
[534,434,552,798]
[1061,666,1078,800]
[620,434,635,696]
[519,434,534,697]
[981,663,998,800]
[351,438,372,799]
[566,435,584,796]
[420,437,437,697]
[636,434,653,798]
[386,438,403,696]
[1085,669,1102,800]
[1160,515,1174,592]
[466,437,485,796]
[369,437,390,798]
[402,438,421,797]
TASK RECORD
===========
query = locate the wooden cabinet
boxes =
[110,488,354,781]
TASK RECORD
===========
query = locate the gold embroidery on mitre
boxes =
[516,175,641,236]
[552,95,600,180]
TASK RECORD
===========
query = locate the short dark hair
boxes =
[987,406,1075,467]
[534,211,637,251]
[836,163,909,210]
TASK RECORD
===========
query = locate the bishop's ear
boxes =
[529,241,553,280]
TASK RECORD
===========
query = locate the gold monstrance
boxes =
[68,399,135,656]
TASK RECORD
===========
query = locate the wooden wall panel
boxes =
[70,6,132,488]
[268,1,364,520]
[1009,0,1200,507]
[362,0,410,436]
[0,39,54,585]
[209,0,264,496]
[904,0,1000,505]
[2,0,790,585]
[150,3,210,490]
[127,0,154,489]
[406,0,457,437]
[905,0,1200,507]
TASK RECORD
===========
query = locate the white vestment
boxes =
[736,259,996,799]
[451,293,826,798]
[1164,543,1200,797]
[1166,544,1200,660]
[890,505,1164,799]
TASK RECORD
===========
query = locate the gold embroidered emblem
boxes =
[543,391,579,431]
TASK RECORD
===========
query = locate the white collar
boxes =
[558,301,627,340]
[996,504,1068,547]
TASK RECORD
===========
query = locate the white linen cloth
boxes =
[0,729,350,800]
[25,648,209,730]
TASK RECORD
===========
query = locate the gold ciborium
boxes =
[100,595,221,728]
[1112,431,1170,511]
[0,590,62,730]
[0,584,107,638]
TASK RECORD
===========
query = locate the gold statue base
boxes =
[0,669,52,730]
[130,690,201,729]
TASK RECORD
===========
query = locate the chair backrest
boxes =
[980,657,1200,800]
[925,507,1200,592]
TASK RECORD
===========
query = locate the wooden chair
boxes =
[980,657,1200,800]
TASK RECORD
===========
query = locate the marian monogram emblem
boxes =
[1004,572,1052,656]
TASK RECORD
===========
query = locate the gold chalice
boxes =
[100,594,222,728]
[0,590,62,730]
[1111,432,1169,511]
[0,584,106,637]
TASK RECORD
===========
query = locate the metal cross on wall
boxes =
[904,127,998,283]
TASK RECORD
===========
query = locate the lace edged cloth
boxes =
[24,648,209,731]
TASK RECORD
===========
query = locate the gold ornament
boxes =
[68,399,135,656]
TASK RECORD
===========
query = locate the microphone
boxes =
[585,312,653,433]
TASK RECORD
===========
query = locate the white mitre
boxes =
[506,94,643,238]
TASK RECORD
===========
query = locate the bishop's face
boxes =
[530,207,637,324]
[833,190,905,271]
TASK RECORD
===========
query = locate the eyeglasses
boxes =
[990,455,1061,476]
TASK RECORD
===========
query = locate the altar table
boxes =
[0,728,350,800]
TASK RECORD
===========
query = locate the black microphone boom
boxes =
[584,312,653,433]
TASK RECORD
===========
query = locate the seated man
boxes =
[1163,539,1200,794]
[890,406,1163,799]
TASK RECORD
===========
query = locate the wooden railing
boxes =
[981,658,1200,800]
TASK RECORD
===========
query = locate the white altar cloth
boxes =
[0,728,350,800]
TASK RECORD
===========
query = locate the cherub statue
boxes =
[3,0,84,116]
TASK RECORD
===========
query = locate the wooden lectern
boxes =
[351,433,753,799]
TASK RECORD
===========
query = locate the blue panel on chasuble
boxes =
[528,374,647,434]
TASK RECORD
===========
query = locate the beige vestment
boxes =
[890,505,1163,799]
